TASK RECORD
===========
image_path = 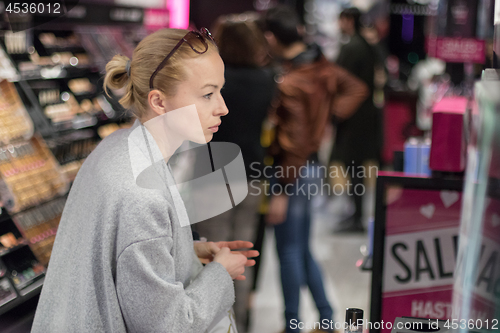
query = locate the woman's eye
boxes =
[203,93,213,100]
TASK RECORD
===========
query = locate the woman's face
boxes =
[163,50,228,144]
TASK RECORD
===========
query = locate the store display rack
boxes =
[0,80,67,315]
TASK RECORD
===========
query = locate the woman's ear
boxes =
[148,90,168,116]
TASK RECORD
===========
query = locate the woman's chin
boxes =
[203,133,213,143]
[190,133,212,144]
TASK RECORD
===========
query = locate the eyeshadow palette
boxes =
[0,46,19,81]
[0,80,34,145]
[13,197,66,266]
[0,136,69,213]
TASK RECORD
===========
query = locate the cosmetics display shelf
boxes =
[20,73,125,133]
[0,67,124,314]
[0,11,143,315]
[1,27,132,137]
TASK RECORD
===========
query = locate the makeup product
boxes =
[0,233,17,248]
[68,78,94,95]
[74,53,90,66]
[345,308,363,333]
[404,138,420,174]
[0,136,69,213]
[0,80,35,145]
[38,33,58,48]
[98,123,120,139]
[51,52,75,67]
[38,90,60,106]
[38,32,81,49]
[12,197,66,266]
[0,46,19,81]
[4,31,27,54]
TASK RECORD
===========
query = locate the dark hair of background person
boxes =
[212,13,268,67]
[340,7,362,33]
[262,5,302,46]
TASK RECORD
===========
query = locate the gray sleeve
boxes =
[116,237,235,333]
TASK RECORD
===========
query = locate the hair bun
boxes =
[103,54,133,109]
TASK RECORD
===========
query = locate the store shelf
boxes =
[0,243,29,258]
[19,275,44,296]
[0,292,17,308]
[15,273,45,293]
[0,278,18,308]
[42,46,87,54]
[17,66,98,82]
[0,275,44,316]
[11,194,67,218]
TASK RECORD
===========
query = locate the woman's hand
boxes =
[266,194,289,225]
[194,242,221,264]
[213,248,248,280]
[215,241,259,268]
[194,241,259,280]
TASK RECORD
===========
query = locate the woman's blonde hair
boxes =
[103,28,217,119]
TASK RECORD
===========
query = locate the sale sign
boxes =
[380,188,462,333]
[426,37,485,64]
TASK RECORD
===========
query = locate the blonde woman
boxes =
[31,28,258,333]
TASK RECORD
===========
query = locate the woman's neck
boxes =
[141,119,184,164]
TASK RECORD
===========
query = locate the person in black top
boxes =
[330,7,382,233]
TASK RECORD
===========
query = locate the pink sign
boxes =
[381,188,462,333]
[167,0,190,29]
[144,8,170,31]
[426,37,485,64]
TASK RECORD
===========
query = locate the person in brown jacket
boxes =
[262,6,368,333]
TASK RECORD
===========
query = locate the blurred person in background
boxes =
[329,7,382,233]
[262,5,368,333]
[194,12,276,333]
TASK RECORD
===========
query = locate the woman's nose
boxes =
[216,95,229,116]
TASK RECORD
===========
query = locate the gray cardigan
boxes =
[31,121,235,332]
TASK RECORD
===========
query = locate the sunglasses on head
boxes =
[149,27,216,90]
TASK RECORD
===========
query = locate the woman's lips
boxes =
[209,122,221,133]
